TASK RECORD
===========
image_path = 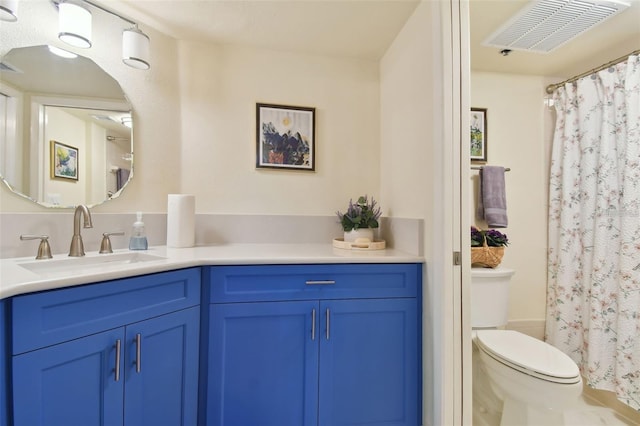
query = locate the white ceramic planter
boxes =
[344,228,375,243]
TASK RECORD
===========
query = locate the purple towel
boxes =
[477,166,508,228]
[116,168,130,191]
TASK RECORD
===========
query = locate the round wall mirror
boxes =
[0,45,133,208]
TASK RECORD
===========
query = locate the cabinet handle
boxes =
[325,308,330,340]
[114,339,121,382]
[305,280,335,285]
[311,308,316,341]
[135,333,142,373]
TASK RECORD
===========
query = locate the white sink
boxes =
[19,252,166,276]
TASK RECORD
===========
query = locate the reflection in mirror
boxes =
[0,45,133,208]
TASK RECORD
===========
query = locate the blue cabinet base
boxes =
[2,264,422,426]
[8,268,201,426]
[205,264,421,426]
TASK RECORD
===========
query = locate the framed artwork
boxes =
[256,103,315,171]
[50,140,78,180]
[470,108,487,162]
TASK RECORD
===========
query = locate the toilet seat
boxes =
[475,330,581,384]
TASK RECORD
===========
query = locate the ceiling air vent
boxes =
[91,114,116,122]
[482,0,631,53]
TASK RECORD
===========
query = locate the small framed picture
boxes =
[256,103,315,171]
[470,108,487,162]
[50,140,78,180]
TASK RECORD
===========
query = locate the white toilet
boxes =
[471,268,585,426]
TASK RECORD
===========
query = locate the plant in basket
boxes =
[471,227,508,268]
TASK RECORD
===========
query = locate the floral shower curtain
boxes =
[546,54,640,411]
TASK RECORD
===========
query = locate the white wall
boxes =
[89,122,107,206]
[44,107,86,206]
[381,2,445,425]
[177,42,381,215]
[0,86,22,191]
[470,72,549,329]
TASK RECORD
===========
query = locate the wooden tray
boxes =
[332,238,386,250]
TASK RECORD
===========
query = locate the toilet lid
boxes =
[475,330,581,384]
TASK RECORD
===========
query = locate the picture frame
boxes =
[50,140,78,180]
[470,108,487,162]
[256,103,315,171]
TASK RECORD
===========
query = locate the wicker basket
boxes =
[471,240,504,268]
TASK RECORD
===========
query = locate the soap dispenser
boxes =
[129,212,148,250]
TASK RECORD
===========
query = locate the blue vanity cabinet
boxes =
[0,300,9,426]
[208,301,320,425]
[205,263,421,426]
[123,306,200,426]
[9,268,201,426]
[318,298,418,426]
[13,328,126,426]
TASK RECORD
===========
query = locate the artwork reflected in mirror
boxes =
[0,45,134,208]
[51,140,79,181]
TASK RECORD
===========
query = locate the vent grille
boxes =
[483,0,630,53]
[91,114,116,122]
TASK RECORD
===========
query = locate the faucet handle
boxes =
[20,235,53,260]
[99,232,125,254]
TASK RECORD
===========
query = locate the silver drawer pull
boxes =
[325,308,330,340]
[305,280,336,285]
[135,333,142,373]
[114,339,121,381]
[311,308,316,341]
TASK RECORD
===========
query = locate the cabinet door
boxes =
[207,301,319,426]
[12,328,125,426]
[318,299,418,426]
[123,306,200,426]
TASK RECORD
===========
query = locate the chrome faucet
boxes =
[69,204,93,257]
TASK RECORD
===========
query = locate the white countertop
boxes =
[0,244,424,300]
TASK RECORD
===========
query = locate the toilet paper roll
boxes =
[167,194,195,248]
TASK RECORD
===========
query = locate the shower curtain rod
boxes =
[545,49,640,94]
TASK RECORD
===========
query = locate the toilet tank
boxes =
[471,268,515,328]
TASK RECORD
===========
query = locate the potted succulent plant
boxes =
[336,195,382,242]
[471,226,509,268]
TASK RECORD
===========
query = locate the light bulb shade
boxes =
[48,45,78,59]
[123,27,150,70]
[58,2,92,48]
[0,0,18,22]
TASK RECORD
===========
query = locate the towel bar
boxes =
[471,166,511,171]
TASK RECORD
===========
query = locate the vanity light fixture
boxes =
[58,1,92,48]
[122,25,150,70]
[53,0,151,70]
[0,0,17,21]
